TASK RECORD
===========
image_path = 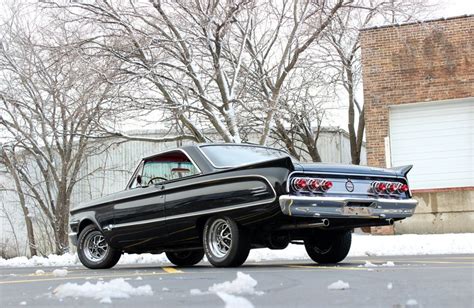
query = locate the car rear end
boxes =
[279,166,418,227]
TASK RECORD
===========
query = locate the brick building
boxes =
[361,15,473,234]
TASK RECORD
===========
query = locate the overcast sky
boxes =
[435,0,474,17]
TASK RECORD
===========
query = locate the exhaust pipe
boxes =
[278,219,330,231]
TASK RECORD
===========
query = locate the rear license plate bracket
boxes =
[342,206,372,216]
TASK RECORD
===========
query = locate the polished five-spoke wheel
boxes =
[203,216,249,267]
[77,225,121,269]
[84,233,108,262]
[208,218,232,258]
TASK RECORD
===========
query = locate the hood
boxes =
[294,162,413,178]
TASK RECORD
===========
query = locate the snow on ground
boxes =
[1,233,473,267]
[358,260,396,268]
[53,278,153,303]
[216,292,254,308]
[52,269,68,277]
[387,282,393,290]
[327,280,350,290]
[208,272,263,295]
[190,272,262,308]
[190,272,263,296]
[406,299,419,306]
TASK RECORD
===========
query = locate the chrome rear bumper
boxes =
[279,195,418,219]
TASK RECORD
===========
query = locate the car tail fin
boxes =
[391,165,413,177]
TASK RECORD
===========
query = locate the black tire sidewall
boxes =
[165,250,204,267]
[203,216,249,267]
[77,225,121,269]
[304,230,352,264]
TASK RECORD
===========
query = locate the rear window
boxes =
[200,145,291,168]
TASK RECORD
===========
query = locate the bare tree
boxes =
[0,6,122,253]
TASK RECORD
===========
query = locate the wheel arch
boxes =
[78,218,100,235]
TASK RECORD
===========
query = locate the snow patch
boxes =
[190,272,262,308]
[208,272,263,295]
[1,234,473,267]
[327,280,350,290]
[52,269,68,277]
[216,292,254,308]
[19,301,27,305]
[358,260,395,268]
[190,289,203,295]
[406,299,419,306]
[35,269,45,275]
[53,278,153,303]
[387,282,393,290]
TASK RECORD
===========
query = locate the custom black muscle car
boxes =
[69,143,418,269]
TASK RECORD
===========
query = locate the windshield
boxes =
[200,145,292,168]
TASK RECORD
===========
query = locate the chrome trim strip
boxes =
[286,170,403,193]
[110,174,277,229]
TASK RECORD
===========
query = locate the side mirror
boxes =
[136,174,142,185]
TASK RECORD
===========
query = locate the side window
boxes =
[129,151,199,188]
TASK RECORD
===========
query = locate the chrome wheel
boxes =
[207,218,232,258]
[83,232,108,262]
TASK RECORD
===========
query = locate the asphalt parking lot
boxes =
[1,254,473,307]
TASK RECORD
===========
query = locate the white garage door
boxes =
[389,98,474,190]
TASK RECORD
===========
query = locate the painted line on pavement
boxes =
[162,267,183,274]
[0,267,183,285]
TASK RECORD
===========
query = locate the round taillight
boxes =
[321,180,333,191]
[387,183,398,193]
[398,184,409,193]
[377,182,387,192]
[293,178,308,191]
[308,179,320,191]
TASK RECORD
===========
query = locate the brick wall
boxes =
[361,15,474,167]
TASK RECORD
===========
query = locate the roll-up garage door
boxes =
[389,98,473,190]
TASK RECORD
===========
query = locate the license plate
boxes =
[342,206,372,216]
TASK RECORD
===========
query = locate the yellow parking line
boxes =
[350,259,473,265]
[288,265,367,271]
[0,267,183,285]
[162,267,183,274]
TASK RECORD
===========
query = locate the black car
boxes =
[69,143,418,269]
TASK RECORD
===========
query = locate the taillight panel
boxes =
[288,175,410,198]
[371,181,410,195]
[291,177,333,193]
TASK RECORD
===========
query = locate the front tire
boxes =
[165,250,204,267]
[304,230,352,264]
[203,216,250,267]
[77,225,121,269]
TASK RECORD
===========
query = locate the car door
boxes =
[108,160,167,251]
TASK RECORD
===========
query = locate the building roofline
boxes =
[361,14,473,32]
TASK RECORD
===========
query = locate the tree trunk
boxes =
[1,150,37,256]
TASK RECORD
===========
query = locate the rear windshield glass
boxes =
[200,145,291,168]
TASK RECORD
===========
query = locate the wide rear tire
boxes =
[203,216,250,267]
[304,230,352,264]
[77,225,121,269]
[166,250,204,267]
